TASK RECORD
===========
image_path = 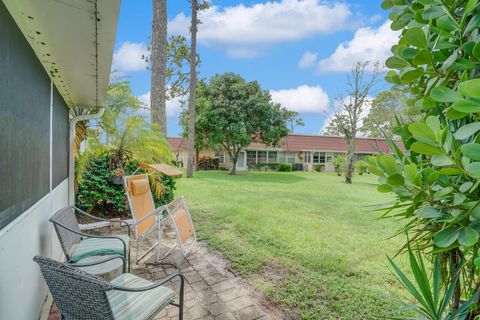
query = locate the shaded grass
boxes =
[177,171,407,319]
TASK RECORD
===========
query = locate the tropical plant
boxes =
[354,160,368,175]
[76,152,175,216]
[332,155,346,176]
[387,244,477,320]
[371,0,480,315]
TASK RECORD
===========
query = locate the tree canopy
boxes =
[360,89,408,138]
[182,73,292,175]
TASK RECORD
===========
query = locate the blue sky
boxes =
[112,0,397,137]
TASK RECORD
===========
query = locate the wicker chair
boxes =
[50,206,131,271]
[34,255,184,320]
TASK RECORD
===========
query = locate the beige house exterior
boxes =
[168,134,400,172]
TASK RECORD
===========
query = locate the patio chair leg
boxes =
[179,274,184,320]
[128,249,131,273]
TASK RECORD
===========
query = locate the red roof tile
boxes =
[167,135,402,154]
[167,137,187,152]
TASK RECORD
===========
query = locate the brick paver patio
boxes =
[47,224,283,320]
[143,242,281,320]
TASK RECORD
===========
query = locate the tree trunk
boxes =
[229,149,239,175]
[229,157,237,175]
[345,137,356,184]
[186,0,198,178]
[150,0,167,136]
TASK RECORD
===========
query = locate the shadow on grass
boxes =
[196,171,308,184]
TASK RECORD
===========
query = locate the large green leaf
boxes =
[410,141,444,155]
[416,206,442,218]
[404,27,427,48]
[404,163,418,182]
[381,0,393,10]
[466,0,479,15]
[438,168,463,175]
[461,143,480,160]
[437,15,458,32]
[422,6,446,20]
[409,122,437,144]
[434,227,460,248]
[431,154,453,166]
[385,56,410,69]
[467,162,480,176]
[454,122,480,140]
[367,165,384,176]
[387,173,405,186]
[473,42,480,59]
[430,87,462,103]
[458,227,479,247]
[459,79,480,99]
[412,49,432,65]
[378,154,398,174]
[377,184,393,193]
[446,107,468,120]
[459,181,474,193]
[400,69,424,82]
[451,99,480,113]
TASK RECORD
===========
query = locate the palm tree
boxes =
[150,0,167,136]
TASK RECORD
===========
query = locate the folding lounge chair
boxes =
[50,206,131,272]
[34,255,184,320]
[124,174,196,263]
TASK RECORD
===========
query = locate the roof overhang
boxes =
[2,0,120,108]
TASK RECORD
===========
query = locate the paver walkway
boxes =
[141,241,281,320]
[47,224,283,320]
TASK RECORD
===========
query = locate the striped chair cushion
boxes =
[108,273,175,320]
[70,235,130,262]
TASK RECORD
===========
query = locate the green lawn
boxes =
[177,171,408,319]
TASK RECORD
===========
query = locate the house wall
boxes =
[0,2,69,319]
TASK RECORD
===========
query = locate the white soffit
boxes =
[2,0,120,108]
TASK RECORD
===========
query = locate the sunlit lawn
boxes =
[177,171,408,319]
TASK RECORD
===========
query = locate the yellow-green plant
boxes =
[373,0,480,315]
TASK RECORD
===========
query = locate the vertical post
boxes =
[49,79,53,257]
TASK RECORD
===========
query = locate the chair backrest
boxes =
[33,255,115,320]
[166,197,195,245]
[124,174,156,238]
[50,207,81,258]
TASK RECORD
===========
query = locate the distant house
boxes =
[168,134,401,172]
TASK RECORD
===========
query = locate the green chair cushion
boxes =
[108,273,175,320]
[70,235,129,262]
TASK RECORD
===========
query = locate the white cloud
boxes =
[270,85,329,113]
[316,21,400,72]
[169,0,352,58]
[298,51,318,69]
[112,42,148,73]
[138,91,184,118]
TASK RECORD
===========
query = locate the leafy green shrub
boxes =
[76,151,176,216]
[198,156,219,170]
[354,161,368,176]
[278,162,293,172]
[374,0,480,315]
[332,155,346,176]
[313,164,325,172]
[248,162,280,172]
